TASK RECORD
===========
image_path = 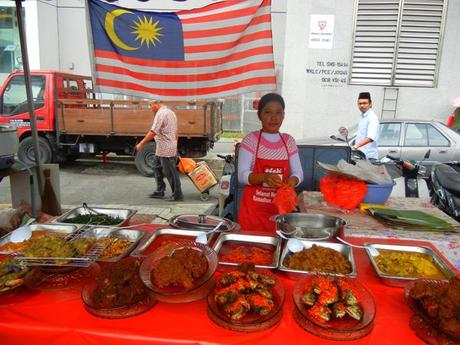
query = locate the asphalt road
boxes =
[0,140,236,208]
[1,160,221,206]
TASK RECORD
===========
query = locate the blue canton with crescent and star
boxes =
[89,0,185,60]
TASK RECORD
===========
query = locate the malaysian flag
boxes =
[88,0,276,100]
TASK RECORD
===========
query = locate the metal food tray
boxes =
[130,228,212,257]
[80,226,147,262]
[53,206,136,227]
[212,233,281,269]
[364,243,456,287]
[14,227,106,268]
[0,223,80,254]
[278,240,357,279]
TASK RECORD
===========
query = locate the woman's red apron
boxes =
[238,132,290,233]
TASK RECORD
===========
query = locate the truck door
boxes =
[0,74,49,136]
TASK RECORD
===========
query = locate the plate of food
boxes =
[404,277,460,343]
[207,264,285,332]
[365,243,455,287]
[82,257,156,318]
[279,241,356,279]
[139,240,217,303]
[292,275,375,340]
[212,233,281,269]
[0,224,79,255]
[0,256,30,294]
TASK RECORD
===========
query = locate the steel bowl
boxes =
[273,213,346,241]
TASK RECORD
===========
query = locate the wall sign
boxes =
[309,15,334,49]
[306,61,349,87]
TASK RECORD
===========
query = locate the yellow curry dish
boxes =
[374,249,447,279]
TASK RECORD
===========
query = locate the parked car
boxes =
[299,119,460,163]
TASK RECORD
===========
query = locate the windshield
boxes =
[1,75,46,116]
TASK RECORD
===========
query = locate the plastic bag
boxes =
[336,159,392,184]
[0,201,31,235]
[318,159,392,185]
[177,157,197,174]
[273,184,298,214]
[320,175,367,210]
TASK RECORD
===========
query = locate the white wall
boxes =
[281,0,460,140]
[7,0,459,140]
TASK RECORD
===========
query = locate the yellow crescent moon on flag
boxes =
[105,9,139,51]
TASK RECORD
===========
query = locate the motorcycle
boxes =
[430,162,460,221]
[215,153,236,219]
[334,126,367,162]
[382,150,430,198]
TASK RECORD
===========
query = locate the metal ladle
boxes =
[336,237,379,256]
[195,221,225,245]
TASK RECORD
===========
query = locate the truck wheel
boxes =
[18,136,53,165]
[135,141,156,177]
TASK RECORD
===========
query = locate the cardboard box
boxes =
[188,161,218,192]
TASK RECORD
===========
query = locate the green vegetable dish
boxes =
[62,214,123,225]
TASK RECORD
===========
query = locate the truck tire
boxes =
[135,141,156,177]
[18,136,53,165]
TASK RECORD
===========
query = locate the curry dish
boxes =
[374,249,447,279]
[151,247,208,289]
[283,245,352,274]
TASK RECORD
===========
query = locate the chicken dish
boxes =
[409,277,460,339]
[213,266,277,321]
[300,275,362,323]
[92,257,147,308]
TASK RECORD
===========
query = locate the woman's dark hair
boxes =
[257,93,285,117]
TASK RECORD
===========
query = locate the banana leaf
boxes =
[367,208,453,231]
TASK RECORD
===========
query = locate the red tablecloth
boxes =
[0,226,453,345]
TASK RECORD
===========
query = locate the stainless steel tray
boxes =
[278,240,357,278]
[0,223,79,254]
[80,226,147,262]
[212,233,281,269]
[130,228,211,257]
[364,243,456,287]
[53,206,136,227]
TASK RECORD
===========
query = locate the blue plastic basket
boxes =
[362,182,395,204]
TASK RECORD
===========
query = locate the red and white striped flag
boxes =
[88,0,276,100]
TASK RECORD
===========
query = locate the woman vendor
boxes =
[237,93,303,232]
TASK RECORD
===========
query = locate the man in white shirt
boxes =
[353,92,380,161]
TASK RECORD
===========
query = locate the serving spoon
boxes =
[336,237,379,256]
[195,221,224,245]
[10,218,36,243]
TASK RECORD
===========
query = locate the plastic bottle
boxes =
[41,168,61,216]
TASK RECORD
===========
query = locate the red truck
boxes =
[0,70,223,176]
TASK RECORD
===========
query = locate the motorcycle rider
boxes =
[352,92,380,161]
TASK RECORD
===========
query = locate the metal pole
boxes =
[14,0,43,197]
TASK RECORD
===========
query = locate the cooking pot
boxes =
[273,213,346,241]
[0,124,18,170]
[168,214,239,233]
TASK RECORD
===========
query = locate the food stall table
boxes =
[300,192,460,270]
[1,223,455,345]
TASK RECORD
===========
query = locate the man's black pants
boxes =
[153,156,183,199]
